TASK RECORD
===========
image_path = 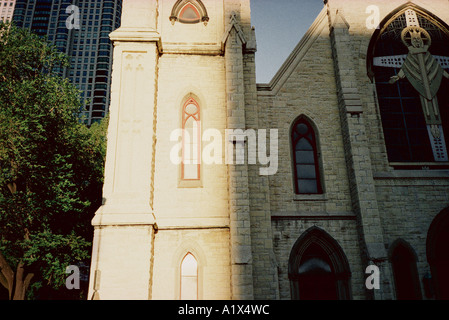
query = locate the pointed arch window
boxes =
[426,208,449,300]
[369,8,449,165]
[389,240,422,300]
[291,117,322,194]
[180,253,198,300]
[182,98,201,181]
[170,0,209,25]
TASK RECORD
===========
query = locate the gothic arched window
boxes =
[426,207,449,300]
[369,7,449,166]
[389,240,422,300]
[180,253,198,300]
[182,98,201,181]
[291,117,322,194]
[170,0,209,25]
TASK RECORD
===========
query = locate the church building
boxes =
[87,0,449,300]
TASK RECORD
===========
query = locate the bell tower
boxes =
[88,0,260,300]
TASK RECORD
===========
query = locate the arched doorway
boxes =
[288,227,351,300]
[427,208,449,300]
[389,239,422,300]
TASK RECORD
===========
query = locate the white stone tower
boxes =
[88,0,257,300]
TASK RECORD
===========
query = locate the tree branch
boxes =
[13,261,25,300]
[7,182,17,195]
[22,273,34,299]
[0,272,9,291]
[0,251,14,299]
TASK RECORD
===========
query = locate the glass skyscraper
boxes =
[13,0,122,125]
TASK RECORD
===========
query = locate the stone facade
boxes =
[88,0,449,300]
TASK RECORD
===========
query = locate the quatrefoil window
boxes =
[170,0,209,25]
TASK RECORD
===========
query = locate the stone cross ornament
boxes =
[389,26,449,133]
[374,9,449,162]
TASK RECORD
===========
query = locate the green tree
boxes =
[0,23,107,300]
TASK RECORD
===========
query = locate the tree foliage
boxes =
[0,22,107,299]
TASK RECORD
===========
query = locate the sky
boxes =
[250,0,325,83]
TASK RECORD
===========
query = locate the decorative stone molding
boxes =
[221,13,247,51]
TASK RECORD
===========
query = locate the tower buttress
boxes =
[88,0,160,300]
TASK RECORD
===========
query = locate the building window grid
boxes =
[9,1,120,124]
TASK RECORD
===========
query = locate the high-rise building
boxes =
[0,0,16,22]
[13,0,122,125]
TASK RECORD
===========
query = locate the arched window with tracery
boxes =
[180,253,198,300]
[369,7,449,167]
[291,117,322,194]
[182,97,201,181]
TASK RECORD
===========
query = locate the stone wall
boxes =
[253,0,449,300]
[152,228,231,300]
[152,35,231,300]
[375,176,449,298]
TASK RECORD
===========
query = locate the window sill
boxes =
[293,194,327,201]
[374,170,449,179]
[178,180,203,188]
[389,162,449,170]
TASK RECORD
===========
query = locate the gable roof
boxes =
[257,7,328,96]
